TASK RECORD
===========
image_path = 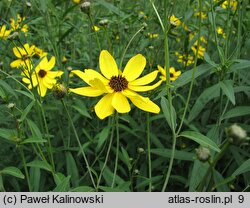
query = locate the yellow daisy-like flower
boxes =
[0,25,11,39]
[191,42,206,58]
[10,14,29,33]
[10,43,35,68]
[69,50,162,119]
[34,46,48,58]
[148,33,159,39]
[157,65,181,81]
[22,56,64,97]
[92,25,100,32]
[221,0,237,11]
[175,52,194,66]
[194,11,207,19]
[170,15,182,27]
[72,0,81,4]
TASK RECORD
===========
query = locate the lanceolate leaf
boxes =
[161,97,176,131]
[0,167,25,179]
[232,159,250,177]
[222,106,250,120]
[219,80,235,105]
[179,131,220,152]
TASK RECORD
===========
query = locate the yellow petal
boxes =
[174,71,181,77]
[69,87,104,97]
[122,90,160,113]
[46,56,56,71]
[89,78,113,93]
[43,77,56,89]
[13,47,24,58]
[170,67,176,73]
[99,50,118,79]
[129,70,158,86]
[157,65,166,77]
[22,77,30,84]
[122,54,146,81]
[95,94,115,119]
[46,71,63,78]
[128,80,162,92]
[10,59,22,68]
[37,84,47,97]
[71,69,108,86]
[111,92,130,113]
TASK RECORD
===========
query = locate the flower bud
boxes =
[99,19,109,27]
[7,103,16,109]
[137,147,145,154]
[226,124,247,145]
[53,84,67,99]
[195,146,210,162]
[80,1,91,14]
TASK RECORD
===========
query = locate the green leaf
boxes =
[26,119,43,140]
[96,126,110,152]
[96,0,125,16]
[213,170,231,191]
[53,176,71,192]
[0,128,17,143]
[173,64,214,89]
[70,186,94,192]
[189,160,209,191]
[65,152,79,187]
[232,159,250,176]
[20,101,35,122]
[27,160,52,172]
[160,97,176,131]
[0,80,17,99]
[98,186,125,192]
[15,90,35,101]
[21,137,47,144]
[0,167,24,179]
[179,131,220,152]
[231,59,250,72]
[188,83,220,122]
[151,148,195,161]
[29,167,41,192]
[219,80,235,105]
[72,99,92,119]
[222,106,250,120]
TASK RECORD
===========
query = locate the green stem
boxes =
[61,99,97,189]
[88,14,101,51]
[19,146,31,191]
[146,113,152,191]
[111,112,120,188]
[96,116,115,189]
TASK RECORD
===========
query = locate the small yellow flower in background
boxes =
[175,52,194,66]
[157,65,181,81]
[22,56,63,97]
[148,33,159,39]
[217,27,226,39]
[10,14,29,33]
[138,11,148,20]
[0,25,11,39]
[221,0,237,11]
[10,43,35,68]
[69,50,162,119]
[72,0,81,4]
[170,15,182,27]
[194,11,207,19]
[191,43,206,58]
[62,56,68,63]
[34,46,48,58]
[92,25,100,32]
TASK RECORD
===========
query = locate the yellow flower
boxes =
[217,27,226,38]
[148,33,159,39]
[22,57,64,97]
[92,25,100,32]
[0,25,11,39]
[10,14,29,33]
[170,15,181,27]
[10,43,35,68]
[157,65,181,81]
[69,50,162,119]
[34,46,48,58]
[72,0,81,3]
[175,52,194,66]
[194,11,207,19]
[221,0,237,11]
[191,42,206,58]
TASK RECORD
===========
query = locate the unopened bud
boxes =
[196,146,210,162]
[80,1,91,14]
[7,103,16,109]
[133,169,140,175]
[99,19,109,27]
[137,147,145,154]
[53,84,67,99]
[7,32,19,40]
[226,124,248,145]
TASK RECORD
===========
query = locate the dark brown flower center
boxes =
[170,73,174,78]
[38,69,47,78]
[109,75,128,92]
